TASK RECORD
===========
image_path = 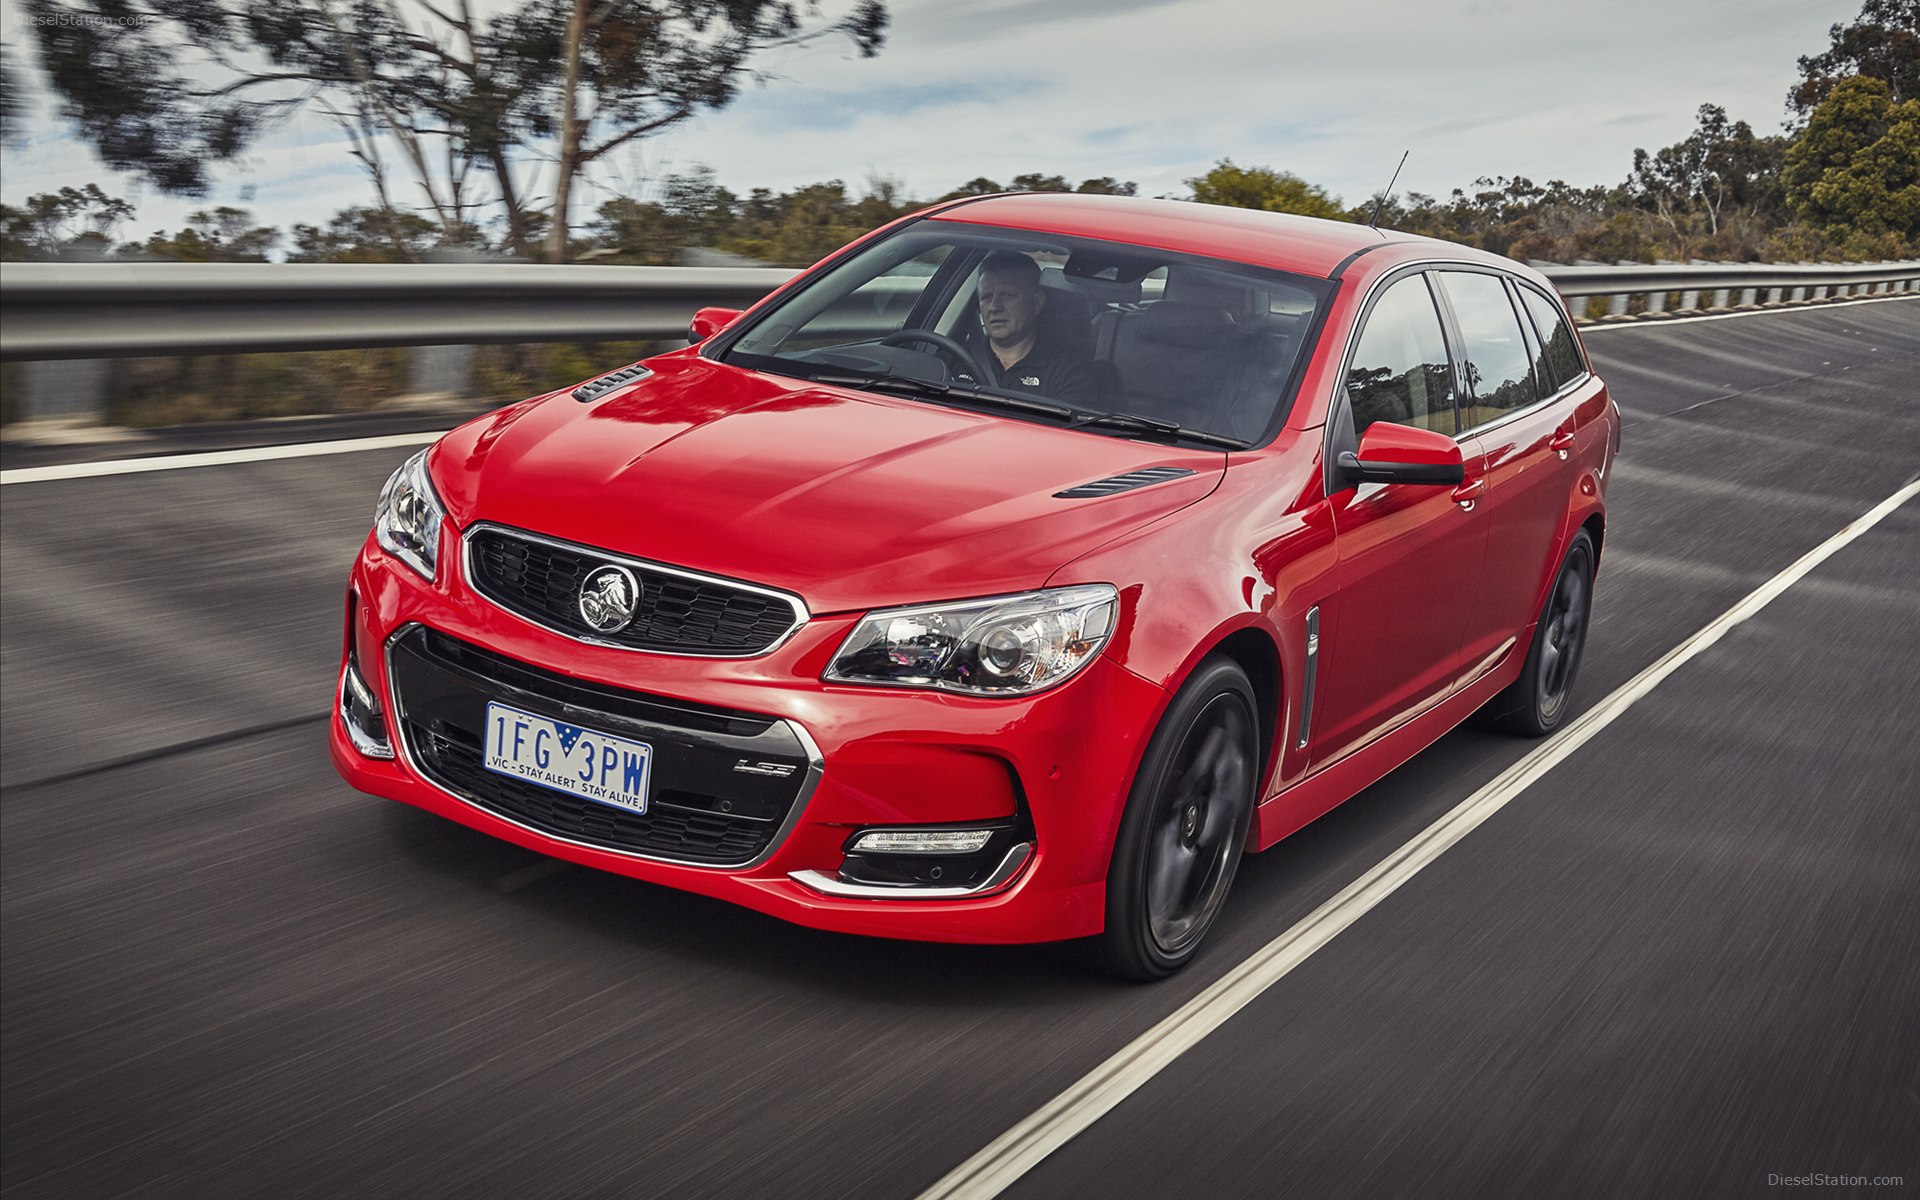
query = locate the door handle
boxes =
[1549,430,1576,460]
[1451,478,1485,510]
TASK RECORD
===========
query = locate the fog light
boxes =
[340,656,394,760]
[849,828,995,855]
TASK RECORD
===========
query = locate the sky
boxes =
[0,0,1862,248]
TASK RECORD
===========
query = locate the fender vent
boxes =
[572,364,652,402]
[1055,466,1197,499]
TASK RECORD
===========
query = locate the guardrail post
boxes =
[1646,262,1676,313]
[408,344,475,400]
[1610,261,1637,316]
[1682,260,1707,309]
[18,358,110,424]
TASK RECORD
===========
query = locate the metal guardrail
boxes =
[2,259,1915,364]
[1538,260,1920,318]
[1,257,1914,426]
[0,262,799,362]
[0,257,1912,360]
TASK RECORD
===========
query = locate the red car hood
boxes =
[430,356,1222,614]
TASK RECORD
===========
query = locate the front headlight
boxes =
[824,585,1118,696]
[373,448,446,580]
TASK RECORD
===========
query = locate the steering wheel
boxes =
[881,329,996,384]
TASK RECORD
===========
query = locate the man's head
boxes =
[977,251,1046,351]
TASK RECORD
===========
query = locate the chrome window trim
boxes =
[460,521,811,659]
[382,622,824,871]
[788,841,1034,901]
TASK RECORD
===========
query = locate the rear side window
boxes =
[1517,285,1585,393]
[1439,271,1538,429]
[1344,274,1455,438]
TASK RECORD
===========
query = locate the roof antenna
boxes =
[1368,151,1409,231]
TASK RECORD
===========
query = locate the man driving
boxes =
[958,250,1098,405]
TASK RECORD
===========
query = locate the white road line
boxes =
[1579,292,1915,333]
[0,430,444,485]
[916,477,1920,1200]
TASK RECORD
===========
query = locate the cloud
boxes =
[730,80,1028,133]
[0,0,1865,243]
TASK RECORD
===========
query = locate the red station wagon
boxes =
[331,194,1617,978]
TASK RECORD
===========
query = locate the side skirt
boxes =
[1250,652,1522,851]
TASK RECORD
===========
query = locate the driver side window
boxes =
[1345,274,1456,438]
[774,245,953,353]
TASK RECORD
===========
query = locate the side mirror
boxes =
[687,306,743,344]
[1337,422,1465,487]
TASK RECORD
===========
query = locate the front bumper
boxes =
[330,536,1168,944]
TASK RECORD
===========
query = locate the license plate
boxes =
[483,701,653,815]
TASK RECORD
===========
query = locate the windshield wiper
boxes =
[1067,410,1248,450]
[807,371,1073,420]
[802,368,1239,447]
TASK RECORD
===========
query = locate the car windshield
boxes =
[710,220,1332,447]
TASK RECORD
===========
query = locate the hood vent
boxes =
[572,364,652,403]
[1055,466,1197,499]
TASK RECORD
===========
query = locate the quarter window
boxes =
[1439,271,1538,429]
[1518,285,1586,393]
[1344,274,1455,438]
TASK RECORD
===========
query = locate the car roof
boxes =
[926,191,1486,280]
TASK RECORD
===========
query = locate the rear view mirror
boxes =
[688,306,743,344]
[1337,422,1465,487]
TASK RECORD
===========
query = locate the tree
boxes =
[1782,75,1920,240]
[1186,160,1346,221]
[289,207,443,262]
[1790,0,1920,116]
[137,208,283,261]
[0,45,24,144]
[1630,105,1788,236]
[938,177,1005,201]
[0,184,135,259]
[1009,173,1071,192]
[23,1,889,260]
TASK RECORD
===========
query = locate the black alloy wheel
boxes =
[1483,529,1596,737]
[1093,657,1259,981]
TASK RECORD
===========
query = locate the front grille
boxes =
[388,626,812,865]
[465,526,803,656]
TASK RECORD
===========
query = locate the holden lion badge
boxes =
[578,565,641,633]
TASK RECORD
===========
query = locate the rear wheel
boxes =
[1092,657,1258,981]
[1482,530,1595,737]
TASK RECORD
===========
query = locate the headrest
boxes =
[1038,285,1094,354]
[1138,301,1235,349]
[1165,271,1254,318]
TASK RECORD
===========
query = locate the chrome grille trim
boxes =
[460,521,810,658]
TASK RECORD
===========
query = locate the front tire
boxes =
[1092,657,1258,981]
[1482,529,1596,737]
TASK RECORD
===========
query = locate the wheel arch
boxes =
[1204,627,1284,798]
[1581,510,1605,565]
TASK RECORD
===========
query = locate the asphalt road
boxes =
[3,299,1916,1199]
